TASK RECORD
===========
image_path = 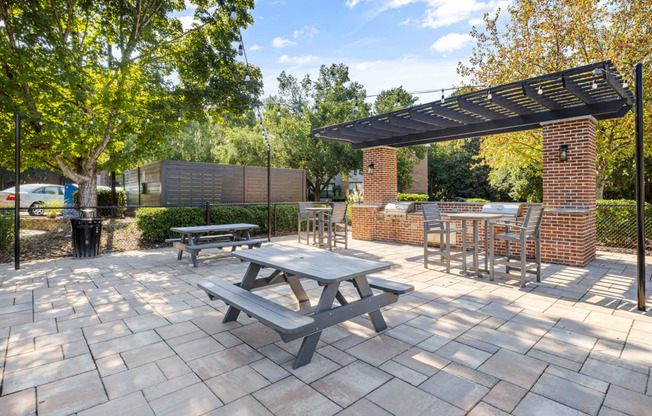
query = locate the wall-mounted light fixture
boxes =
[559,144,569,162]
[367,163,375,175]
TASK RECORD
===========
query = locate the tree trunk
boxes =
[313,181,321,202]
[77,176,98,208]
[595,169,605,200]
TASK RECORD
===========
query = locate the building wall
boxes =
[403,151,428,194]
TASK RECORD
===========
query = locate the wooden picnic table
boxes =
[198,245,414,368]
[169,223,265,267]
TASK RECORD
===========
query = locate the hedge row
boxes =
[0,211,13,255]
[596,200,652,247]
[397,193,428,202]
[135,205,299,243]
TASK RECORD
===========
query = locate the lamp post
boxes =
[14,112,20,270]
[635,62,646,311]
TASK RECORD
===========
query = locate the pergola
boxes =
[313,61,646,310]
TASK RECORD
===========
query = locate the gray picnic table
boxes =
[198,245,414,368]
[169,223,266,267]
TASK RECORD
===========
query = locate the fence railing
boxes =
[0,202,304,264]
[1,202,650,264]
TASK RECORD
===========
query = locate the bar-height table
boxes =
[447,212,504,275]
[306,206,331,245]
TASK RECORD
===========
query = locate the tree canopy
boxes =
[458,0,652,199]
[0,0,260,205]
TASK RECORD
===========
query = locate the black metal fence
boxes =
[0,202,303,264]
[596,203,652,254]
[1,202,650,264]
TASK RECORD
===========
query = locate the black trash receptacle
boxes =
[71,217,104,258]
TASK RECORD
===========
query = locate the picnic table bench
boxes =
[198,245,414,369]
[170,223,265,267]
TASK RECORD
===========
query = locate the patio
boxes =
[1,235,651,416]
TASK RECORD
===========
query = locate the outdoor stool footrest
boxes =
[198,278,315,334]
[185,238,267,250]
[366,276,414,295]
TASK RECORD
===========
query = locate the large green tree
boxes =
[265,64,364,201]
[459,0,652,199]
[0,0,260,206]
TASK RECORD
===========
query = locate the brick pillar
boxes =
[540,116,597,266]
[363,146,397,204]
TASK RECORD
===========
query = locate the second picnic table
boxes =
[169,223,266,267]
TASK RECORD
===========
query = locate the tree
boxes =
[458,0,652,199]
[266,64,364,201]
[372,87,427,191]
[428,139,506,201]
[0,0,260,206]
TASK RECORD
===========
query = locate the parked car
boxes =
[0,184,65,216]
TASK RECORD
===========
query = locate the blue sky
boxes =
[182,0,512,103]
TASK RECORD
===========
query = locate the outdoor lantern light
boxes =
[559,144,569,161]
[367,163,374,175]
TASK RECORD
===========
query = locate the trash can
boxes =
[70,216,104,258]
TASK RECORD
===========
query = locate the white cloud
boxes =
[346,0,512,29]
[293,25,319,39]
[278,54,319,65]
[249,44,263,52]
[271,37,297,48]
[430,33,473,53]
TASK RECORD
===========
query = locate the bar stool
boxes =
[318,202,348,250]
[489,206,545,287]
[297,202,315,244]
[423,204,465,273]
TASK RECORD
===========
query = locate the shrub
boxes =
[596,199,652,249]
[0,211,13,255]
[135,207,204,242]
[74,189,127,216]
[331,196,347,202]
[465,198,490,203]
[135,204,300,243]
[397,193,428,202]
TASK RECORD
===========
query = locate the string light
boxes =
[276,107,281,116]
[90,117,94,125]
[537,85,543,95]
[244,68,250,82]
[38,118,43,125]
[487,88,492,100]
[354,101,359,112]
[314,104,319,114]
[146,114,150,123]
[177,110,181,122]
[208,110,212,121]
[63,117,67,126]
[230,5,237,20]
[238,43,244,56]
[440,89,445,104]
[623,79,629,89]
[118,114,122,124]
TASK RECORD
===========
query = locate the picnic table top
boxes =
[232,245,391,284]
[170,223,259,234]
[446,213,505,221]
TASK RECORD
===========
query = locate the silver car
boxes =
[0,184,65,216]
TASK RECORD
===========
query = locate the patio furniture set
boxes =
[298,201,349,250]
[423,203,545,287]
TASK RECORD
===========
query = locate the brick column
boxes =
[363,146,397,204]
[540,116,597,266]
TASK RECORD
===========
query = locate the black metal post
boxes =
[274,204,277,237]
[14,112,20,270]
[635,63,646,311]
[267,148,271,242]
[205,201,211,225]
[110,171,117,217]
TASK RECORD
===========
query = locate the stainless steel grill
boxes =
[384,201,417,220]
[481,203,524,217]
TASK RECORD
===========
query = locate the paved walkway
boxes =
[1,236,652,416]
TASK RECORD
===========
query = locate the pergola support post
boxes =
[634,62,646,311]
[540,116,597,266]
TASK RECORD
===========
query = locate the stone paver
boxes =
[1,237,652,416]
[253,376,341,416]
[37,371,107,416]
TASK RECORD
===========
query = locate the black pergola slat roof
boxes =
[312,61,633,149]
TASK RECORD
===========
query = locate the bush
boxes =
[0,211,13,255]
[397,193,428,202]
[465,198,490,203]
[135,204,300,243]
[596,199,652,249]
[74,189,127,216]
[135,207,204,243]
[331,196,347,202]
